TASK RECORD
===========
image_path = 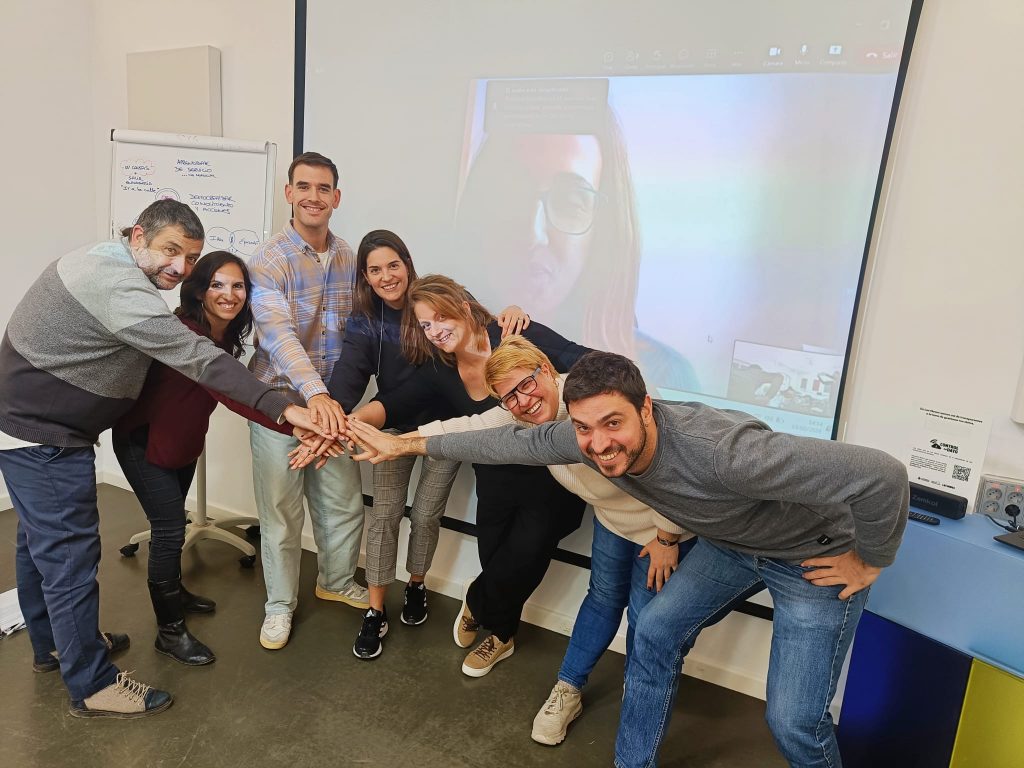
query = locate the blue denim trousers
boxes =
[559,516,696,689]
[0,445,119,702]
[615,539,869,768]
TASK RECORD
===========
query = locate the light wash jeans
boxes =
[249,422,365,615]
[615,538,869,768]
[559,516,696,690]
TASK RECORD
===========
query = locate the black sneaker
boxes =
[353,607,388,660]
[401,582,428,626]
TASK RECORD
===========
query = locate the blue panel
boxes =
[866,512,1024,677]
[838,611,971,768]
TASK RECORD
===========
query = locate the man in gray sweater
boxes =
[342,350,909,767]
[0,200,323,719]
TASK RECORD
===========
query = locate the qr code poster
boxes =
[907,405,990,509]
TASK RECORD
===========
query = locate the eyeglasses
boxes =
[497,366,542,410]
[541,173,602,235]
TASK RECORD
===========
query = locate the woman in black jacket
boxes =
[347,274,590,676]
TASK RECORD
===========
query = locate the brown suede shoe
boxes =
[461,634,515,677]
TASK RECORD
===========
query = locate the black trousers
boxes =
[111,428,197,583]
[467,464,585,641]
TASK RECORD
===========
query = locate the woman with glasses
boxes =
[454,105,699,394]
[325,232,530,660]
[112,252,299,666]
[341,274,591,676]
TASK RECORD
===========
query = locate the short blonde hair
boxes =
[484,335,555,399]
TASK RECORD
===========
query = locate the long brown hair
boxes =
[400,274,494,366]
[174,251,253,358]
[352,230,418,319]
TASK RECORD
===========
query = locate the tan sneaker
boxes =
[69,672,172,719]
[532,680,583,745]
[461,634,515,677]
[315,582,370,610]
[453,593,480,648]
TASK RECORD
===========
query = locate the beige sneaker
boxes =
[453,593,480,648]
[259,613,293,650]
[461,634,515,677]
[315,582,370,610]
[69,672,172,719]
[532,680,583,745]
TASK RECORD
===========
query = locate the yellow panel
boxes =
[950,660,1024,767]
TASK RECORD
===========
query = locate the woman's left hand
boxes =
[639,537,680,592]
[497,305,531,338]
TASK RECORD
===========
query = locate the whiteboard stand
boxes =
[110,129,275,568]
[122,449,261,566]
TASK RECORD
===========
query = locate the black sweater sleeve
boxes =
[327,316,375,412]
[372,361,446,429]
[516,321,594,372]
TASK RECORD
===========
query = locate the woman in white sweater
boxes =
[413,335,696,747]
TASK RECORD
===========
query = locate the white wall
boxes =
[0,0,99,506]
[7,0,1023,705]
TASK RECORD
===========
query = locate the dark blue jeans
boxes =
[0,445,119,702]
[112,430,197,583]
[614,539,869,768]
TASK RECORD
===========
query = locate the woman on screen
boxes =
[338,275,589,675]
[112,252,294,666]
[326,232,530,660]
[453,97,699,394]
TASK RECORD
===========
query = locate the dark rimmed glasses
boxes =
[541,173,602,235]
[497,366,542,410]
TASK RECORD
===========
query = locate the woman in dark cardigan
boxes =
[327,230,528,660]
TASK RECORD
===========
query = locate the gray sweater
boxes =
[0,239,290,446]
[427,400,909,566]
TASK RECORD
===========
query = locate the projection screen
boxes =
[298,0,921,442]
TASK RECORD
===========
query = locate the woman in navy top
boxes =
[113,252,293,666]
[327,230,528,660]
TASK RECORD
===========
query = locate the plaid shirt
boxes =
[249,221,355,401]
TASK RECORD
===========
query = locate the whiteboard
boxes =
[109,129,276,260]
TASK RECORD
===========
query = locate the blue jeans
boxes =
[559,517,696,689]
[0,445,119,702]
[249,422,366,614]
[615,539,869,768]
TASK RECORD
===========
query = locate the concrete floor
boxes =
[0,485,785,768]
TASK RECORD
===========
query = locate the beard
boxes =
[588,419,648,477]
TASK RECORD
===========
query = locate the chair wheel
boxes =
[239,555,256,568]
[244,525,261,540]
[120,543,139,557]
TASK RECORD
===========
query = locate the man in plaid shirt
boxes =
[248,152,369,650]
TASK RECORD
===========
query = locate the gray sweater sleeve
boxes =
[426,420,582,465]
[715,423,909,567]
[107,278,291,421]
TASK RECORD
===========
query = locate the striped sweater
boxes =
[0,239,290,447]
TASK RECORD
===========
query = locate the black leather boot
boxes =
[180,583,216,613]
[147,579,216,666]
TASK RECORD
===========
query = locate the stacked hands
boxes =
[289,417,399,470]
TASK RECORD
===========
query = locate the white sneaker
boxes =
[315,582,370,610]
[259,613,293,650]
[531,680,583,745]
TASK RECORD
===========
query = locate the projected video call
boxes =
[304,0,912,440]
